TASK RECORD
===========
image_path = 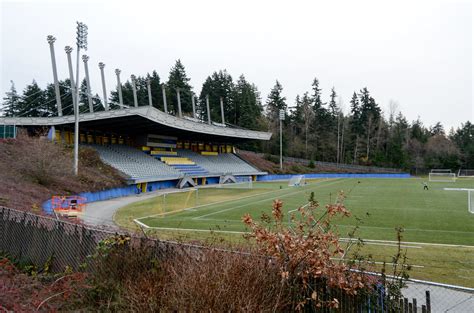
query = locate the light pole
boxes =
[73,21,88,176]
[46,35,62,116]
[279,109,285,170]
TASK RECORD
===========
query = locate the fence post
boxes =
[425,291,431,313]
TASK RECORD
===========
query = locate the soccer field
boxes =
[116,178,474,245]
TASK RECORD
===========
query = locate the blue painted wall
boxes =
[43,173,410,214]
[257,173,411,181]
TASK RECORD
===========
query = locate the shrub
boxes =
[264,153,280,164]
[308,159,315,168]
[242,195,376,310]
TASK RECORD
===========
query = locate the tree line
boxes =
[2,59,473,171]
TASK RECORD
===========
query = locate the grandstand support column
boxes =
[99,63,108,111]
[146,79,153,107]
[115,69,124,107]
[47,35,62,117]
[191,93,196,118]
[131,75,138,107]
[65,46,77,115]
[206,94,211,125]
[82,55,94,113]
[162,84,168,113]
[177,88,182,118]
[220,97,225,124]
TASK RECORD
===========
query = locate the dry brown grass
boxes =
[0,133,124,211]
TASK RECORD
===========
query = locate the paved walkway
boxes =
[81,188,181,227]
[403,281,474,312]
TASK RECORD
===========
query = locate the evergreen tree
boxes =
[328,87,338,117]
[198,70,234,123]
[2,81,20,117]
[451,121,474,168]
[265,80,287,121]
[17,81,46,117]
[167,59,193,115]
[147,71,163,110]
[232,75,263,129]
[430,122,445,136]
[265,80,288,155]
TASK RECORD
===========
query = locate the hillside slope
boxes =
[237,150,400,174]
[0,134,125,212]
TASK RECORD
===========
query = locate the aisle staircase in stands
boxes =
[160,157,209,176]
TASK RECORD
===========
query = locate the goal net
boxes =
[458,169,474,178]
[429,173,456,182]
[217,177,253,189]
[288,175,306,187]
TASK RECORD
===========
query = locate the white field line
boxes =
[340,238,474,249]
[193,179,346,220]
[192,216,474,237]
[133,219,150,229]
[142,226,246,235]
[338,239,421,249]
[137,225,474,249]
[334,224,474,235]
[136,179,337,221]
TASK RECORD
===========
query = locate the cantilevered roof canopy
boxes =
[0,106,272,143]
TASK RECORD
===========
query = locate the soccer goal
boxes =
[288,175,306,187]
[457,169,474,178]
[429,172,456,183]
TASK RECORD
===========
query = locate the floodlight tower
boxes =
[73,22,88,176]
[46,35,62,116]
[279,109,285,170]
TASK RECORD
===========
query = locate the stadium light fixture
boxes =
[73,21,88,176]
[279,109,285,170]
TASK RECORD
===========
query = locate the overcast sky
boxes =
[1,0,472,130]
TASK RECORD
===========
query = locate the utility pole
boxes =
[279,109,285,170]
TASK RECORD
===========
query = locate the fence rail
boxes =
[1,206,472,312]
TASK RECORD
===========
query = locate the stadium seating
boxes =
[90,144,262,180]
[90,144,182,179]
[176,149,260,175]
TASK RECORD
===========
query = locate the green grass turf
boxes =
[114,178,474,287]
[117,178,474,245]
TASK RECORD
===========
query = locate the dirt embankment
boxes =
[0,134,125,212]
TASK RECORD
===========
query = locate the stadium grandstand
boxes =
[0,105,271,190]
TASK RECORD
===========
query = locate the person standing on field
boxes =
[423,182,429,190]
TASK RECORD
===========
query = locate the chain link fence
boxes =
[1,206,472,312]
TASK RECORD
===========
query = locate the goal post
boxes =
[288,175,306,187]
[217,177,253,189]
[430,169,452,173]
[457,169,474,178]
[429,172,456,183]
[444,188,474,214]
